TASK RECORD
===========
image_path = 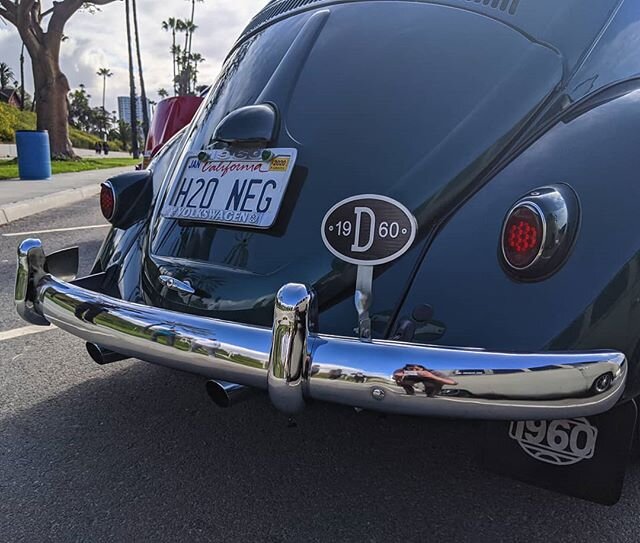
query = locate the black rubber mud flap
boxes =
[481,400,637,505]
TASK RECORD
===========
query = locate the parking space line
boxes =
[2,224,109,237]
[0,325,57,342]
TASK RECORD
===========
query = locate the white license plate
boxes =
[161,147,297,228]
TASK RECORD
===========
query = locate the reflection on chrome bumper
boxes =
[16,239,627,420]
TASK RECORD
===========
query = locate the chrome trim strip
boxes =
[16,239,628,420]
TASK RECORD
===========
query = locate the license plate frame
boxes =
[161,147,297,229]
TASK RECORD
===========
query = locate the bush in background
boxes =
[0,102,123,152]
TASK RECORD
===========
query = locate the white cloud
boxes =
[0,0,266,112]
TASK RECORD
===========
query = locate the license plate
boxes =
[161,147,297,228]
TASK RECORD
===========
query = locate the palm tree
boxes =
[175,19,189,93]
[161,17,178,96]
[96,67,113,140]
[97,68,113,112]
[131,0,150,139]
[185,0,204,72]
[172,44,183,73]
[0,62,15,90]
[172,44,187,95]
[158,88,169,99]
[174,19,193,94]
[172,19,198,95]
[190,53,205,91]
[176,19,190,64]
[182,20,197,94]
[124,0,139,159]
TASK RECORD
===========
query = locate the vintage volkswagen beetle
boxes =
[14,0,640,502]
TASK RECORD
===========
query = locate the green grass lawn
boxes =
[0,157,139,180]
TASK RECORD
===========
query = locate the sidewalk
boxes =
[0,143,130,159]
[0,166,134,225]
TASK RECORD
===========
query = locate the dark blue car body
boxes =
[95,0,640,398]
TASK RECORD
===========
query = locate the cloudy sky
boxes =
[0,0,266,113]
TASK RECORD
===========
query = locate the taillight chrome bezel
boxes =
[99,171,153,229]
[501,201,547,271]
[500,184,580,281]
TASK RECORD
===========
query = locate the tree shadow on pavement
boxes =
[1,362,640,543]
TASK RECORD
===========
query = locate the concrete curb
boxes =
[0,184,101,226]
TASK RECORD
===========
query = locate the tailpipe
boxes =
[86,343,129,365]
[206,380,254,408]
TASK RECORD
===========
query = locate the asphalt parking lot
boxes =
[2,200,640,542]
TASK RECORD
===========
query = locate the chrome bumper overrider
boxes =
[16,239,627,420]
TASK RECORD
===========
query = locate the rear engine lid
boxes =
[146,1,563,335]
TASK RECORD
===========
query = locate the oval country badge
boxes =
[321,194,418,266]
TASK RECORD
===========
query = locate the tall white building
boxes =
[118,96,151,125]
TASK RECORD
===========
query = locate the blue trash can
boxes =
[15,130,52,180]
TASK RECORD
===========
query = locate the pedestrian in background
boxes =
[102,141,110,156]
[95,142,102,155]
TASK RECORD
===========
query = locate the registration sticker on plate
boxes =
[161,147,297,228]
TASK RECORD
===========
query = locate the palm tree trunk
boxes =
[101,74,107,140]
[20,43,25,111]
[183,24,189,57]
[172,28,177,95]
[187,0,196,93]
[125,0,139,159]
[101,76,106,112]
[131,0,150,139]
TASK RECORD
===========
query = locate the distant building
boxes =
[0,88,22,109]
[117,96,151,125]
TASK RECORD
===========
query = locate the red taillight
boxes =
[502,204,544,269]
[100,183,115,221]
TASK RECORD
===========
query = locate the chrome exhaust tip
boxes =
[205,380,253,408]
[86,343,129,365]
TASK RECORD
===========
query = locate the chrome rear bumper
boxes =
[16,239,627,420]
